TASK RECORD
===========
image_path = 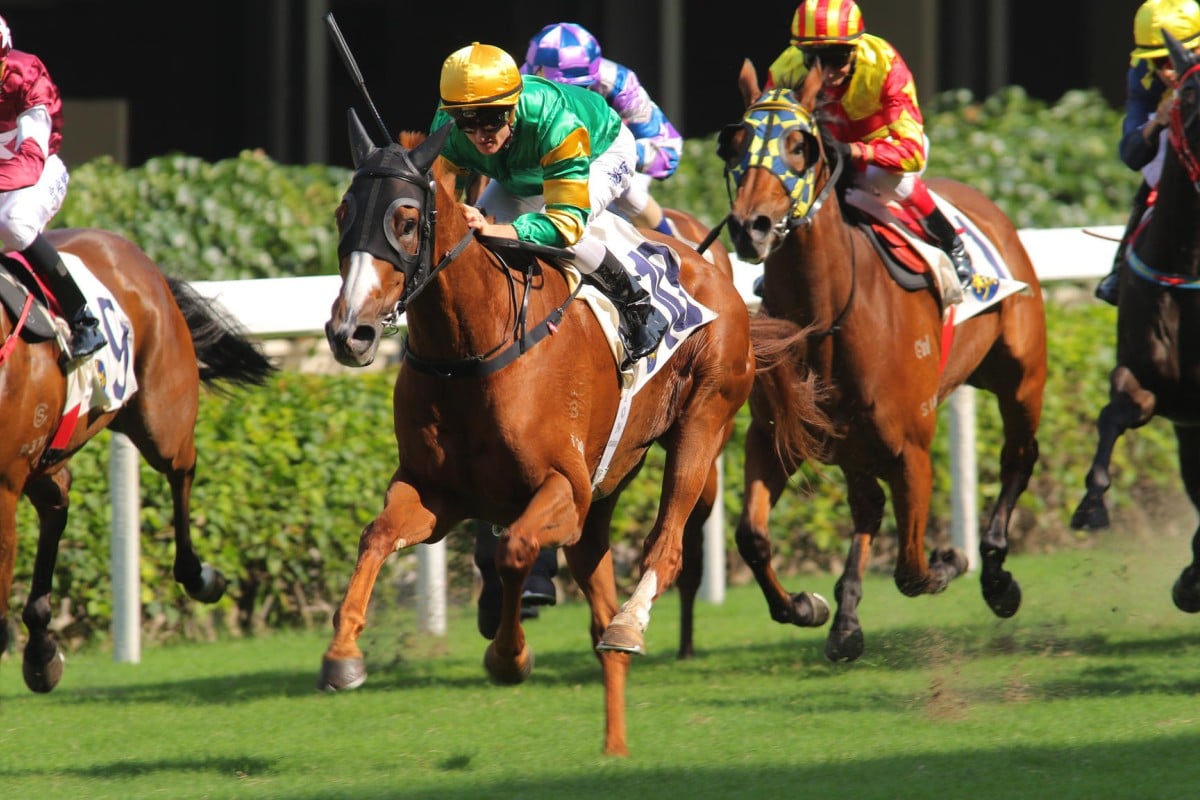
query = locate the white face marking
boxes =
[342,252,384,316]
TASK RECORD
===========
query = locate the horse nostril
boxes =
[351,325,376,346]
[751,215,774,235]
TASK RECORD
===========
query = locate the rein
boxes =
[1129,62,1200,289]
[402,244,583,378]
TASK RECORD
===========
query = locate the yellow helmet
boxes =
[439,42,523,110]
[1131,0,1200,62]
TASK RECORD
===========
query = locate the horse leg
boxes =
[734,419,830,628]
[0,487,19,663]
[892,446,968,597]
[1171,425,1200,612]
[20,470,72,693]
[675,459,717,660]
[318,478,438,691]
[825,470,884,663]
[979,390,1041,618]
[1071,366,1156,530]
[565,494,631,757]
[119,412,226,603]
[484,471,582,686]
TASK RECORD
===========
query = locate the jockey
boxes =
[1095,0,1200,305]
[0,16,104,360]
[520,22,683,237]
[433,41,669,366]
[765,0,975,291]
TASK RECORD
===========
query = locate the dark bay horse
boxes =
[316,120,797,757]
[0,228,274,692]
[1072,32,1200,611]
[714,60,1047,662]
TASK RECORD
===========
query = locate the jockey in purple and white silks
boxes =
[521,22,682,236]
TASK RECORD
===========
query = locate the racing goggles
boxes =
[449,107,510,134]
[801,44,855,70]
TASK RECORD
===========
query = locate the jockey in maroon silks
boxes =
[0,14,104,360]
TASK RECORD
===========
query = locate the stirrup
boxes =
[66,316,107,361]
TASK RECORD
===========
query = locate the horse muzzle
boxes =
[726,214,780,264]
[325,316,381,367]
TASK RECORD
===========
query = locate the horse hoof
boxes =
[1070,498,1109,531]
[824,626,864,663]
[1172,573,1200,613]
[983,575,1022,618]
[795,592,830,627]
[187,563,228,604]
[23,648,65,694]
[317,656,367,691]
[597,623,645,655]
[484,641,534,684]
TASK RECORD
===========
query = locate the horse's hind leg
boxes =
[825,470,885,663]
[676,459,718,660]
[1071,366,1156,531]
[20,470,72,693]
[1170,425,1200,612]
[979,380,1042,618]
[121,413,226,603]
[734,419,830,629]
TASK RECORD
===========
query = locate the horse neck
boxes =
[771,187,857,322]
[1145,151,1200,274]
[402,191,524,361]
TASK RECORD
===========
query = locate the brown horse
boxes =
[0,228,274,692]
[712,60,1047,662]
[316,117,794,757]
[1071,32,1200,612]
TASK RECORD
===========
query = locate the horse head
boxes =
[717,60,831,263]
[325,111,452,367]
[1164,30,1200,193]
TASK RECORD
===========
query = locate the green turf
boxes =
[2,528,1198,799]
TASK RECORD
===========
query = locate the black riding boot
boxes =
[473,522,558,640]
[919,206,973,289]
[22,235,106,360]
[586,248,670,368]
[1095,181,1151,307]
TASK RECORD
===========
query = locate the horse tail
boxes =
[166,276,276,391]
[748,313,836,469]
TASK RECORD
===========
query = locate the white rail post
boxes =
[947,387,979,570]
[416,539,447,635]
[699,454,726,604]
[109,432,141,663]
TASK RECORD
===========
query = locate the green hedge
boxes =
[11,86,1173,646]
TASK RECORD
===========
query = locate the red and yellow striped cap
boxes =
[790,0,865,47]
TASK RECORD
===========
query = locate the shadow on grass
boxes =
[0,756,275,781]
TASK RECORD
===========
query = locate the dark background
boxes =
[2,0,1136,168]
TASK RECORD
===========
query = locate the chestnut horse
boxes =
[713,60,1047,662]
[1071,32,1200,612]
[316,118,805,757]
[0,228,274,692]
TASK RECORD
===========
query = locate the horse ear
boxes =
[798,66,823,111]
[347,108,377,168]
[1165,29,1194,74]
[738,58,761,108]
[410,121,453,174]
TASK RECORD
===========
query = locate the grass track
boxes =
[2,526,1199,799]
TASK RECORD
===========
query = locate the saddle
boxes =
[0,253,61,341]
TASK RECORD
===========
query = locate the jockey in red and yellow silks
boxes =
[765,0,974,288]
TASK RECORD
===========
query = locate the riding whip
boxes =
[323,12,393,146]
